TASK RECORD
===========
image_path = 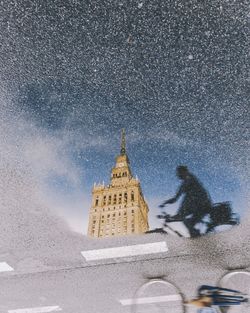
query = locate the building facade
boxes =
[87,130,149,237]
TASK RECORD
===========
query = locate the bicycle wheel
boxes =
[218,271,250,313]
[131,279,185,313]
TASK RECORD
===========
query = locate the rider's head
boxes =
[176,165,189,180]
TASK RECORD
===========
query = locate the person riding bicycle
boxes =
[159,165,212,237]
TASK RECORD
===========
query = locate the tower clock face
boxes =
[117,162,125,168]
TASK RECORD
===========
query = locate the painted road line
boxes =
[8,306,62,313]
[120,294,182,305]
[0,262,14,272]
[81,241,168,261]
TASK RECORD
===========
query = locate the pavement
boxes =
[0,176,249,313]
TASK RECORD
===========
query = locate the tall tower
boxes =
[87,130,149,238]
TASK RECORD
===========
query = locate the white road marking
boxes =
[0,262,14,272]
[8,306,62,313]
[81,241,168,261]
[120,294,182,305]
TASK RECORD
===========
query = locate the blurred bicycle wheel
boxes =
[131,279,185,313]
[218,271,250,313]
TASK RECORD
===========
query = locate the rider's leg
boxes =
[184,212,206,237]
[183,219,198,237]
[176,201,192,219]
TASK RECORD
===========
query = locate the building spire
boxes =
[120,128,126,155]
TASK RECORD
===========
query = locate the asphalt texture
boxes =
[0,205,249,313]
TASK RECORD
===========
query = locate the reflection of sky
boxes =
[0,1,249,233]
[43,126,248,233]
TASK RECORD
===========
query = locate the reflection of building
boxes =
[87,130,149,238]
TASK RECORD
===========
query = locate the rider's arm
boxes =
[160,185,184,206]
[166,184,184,203]
[185,299,205,307]
[185,297,212,307]
[173,184,184,201]
[159,183,184,207]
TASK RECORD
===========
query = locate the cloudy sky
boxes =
[0,0,249,233]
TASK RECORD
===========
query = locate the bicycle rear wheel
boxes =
[218,271,250,313]
[131,279,185,313]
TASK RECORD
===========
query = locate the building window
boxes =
[124,192,127,202]
[132,209,134,213]
[95,197,99,206]
[103,196,106,205]
[113,194,117,204]
[131,191,134,202]
[118,193,122,204]
[108,195,111,205]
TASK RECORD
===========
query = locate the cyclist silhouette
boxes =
[159,165,212,237]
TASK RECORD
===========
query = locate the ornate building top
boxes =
[120,128,126,155]
[88,129,149,237]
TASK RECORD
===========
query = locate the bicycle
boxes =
[217,271,250,313]
[131,271,249,313]
[152,202,240,238]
